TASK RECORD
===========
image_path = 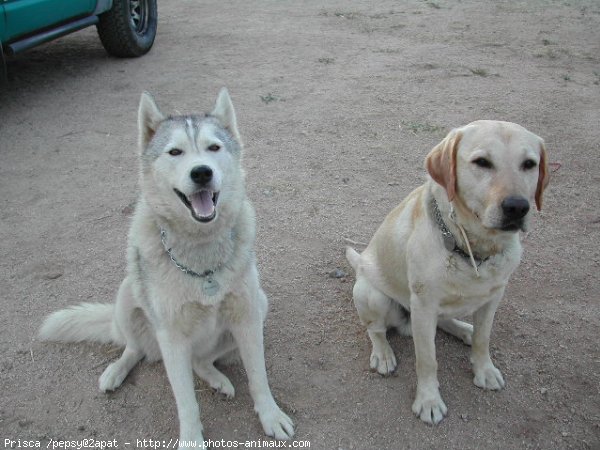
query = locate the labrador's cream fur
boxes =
[347,120,549,425]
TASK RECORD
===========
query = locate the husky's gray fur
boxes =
[39,89,294,448]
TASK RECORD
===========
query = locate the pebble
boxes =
[329,268,347,279]
[121,202,136,216]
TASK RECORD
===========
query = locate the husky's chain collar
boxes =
[159,228,222,296]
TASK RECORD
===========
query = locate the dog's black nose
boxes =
[190,165,213,185]
[501,196,530,220]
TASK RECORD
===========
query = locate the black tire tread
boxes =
[96,0,156,58]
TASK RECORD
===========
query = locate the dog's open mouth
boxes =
[174,189,219,223]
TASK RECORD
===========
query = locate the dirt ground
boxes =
[1,0,599,449]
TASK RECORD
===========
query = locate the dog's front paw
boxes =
[369,345,397,375]
[257,406,295,440]
[412,388,447,425]
[473,363,505,390]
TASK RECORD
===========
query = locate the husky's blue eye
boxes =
[168,148,183,156]
[207,144,221,152]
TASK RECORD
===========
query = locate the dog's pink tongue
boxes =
[190,191,214,218]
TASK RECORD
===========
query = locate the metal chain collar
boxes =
[430,197,488,266]
[431,197,456,245]
[160,228,219,279]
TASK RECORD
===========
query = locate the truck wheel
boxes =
[97,0,157,57]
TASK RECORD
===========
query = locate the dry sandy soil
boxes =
[1,1,599,449]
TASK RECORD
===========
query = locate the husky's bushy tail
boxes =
[39,303,123,345]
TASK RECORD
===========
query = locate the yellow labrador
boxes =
[346,120,549,425]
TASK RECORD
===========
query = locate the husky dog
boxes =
[39,89,294,448]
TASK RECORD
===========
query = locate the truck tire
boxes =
[96,0,157,57]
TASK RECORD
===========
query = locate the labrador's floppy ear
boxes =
[535,141,550,211]
[211,87,241,144]
[138,92,165,152]
[425,129,462,202]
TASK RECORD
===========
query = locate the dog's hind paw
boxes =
[258,406,295,441]
[369,345,397,375]
[438,319,473,346]
[99,362,128,392]
[412,388,448,425]
[473,363,505,390]
[211,376,235,399]
[193,362,235,399]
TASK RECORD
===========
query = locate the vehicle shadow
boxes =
[1,30,116,102]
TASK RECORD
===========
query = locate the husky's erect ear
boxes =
[211,88,241,143]
[425,128,462,202]
[138,92,165,151]
[535,140,550,211]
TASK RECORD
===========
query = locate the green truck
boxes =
[0,0,157,60]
